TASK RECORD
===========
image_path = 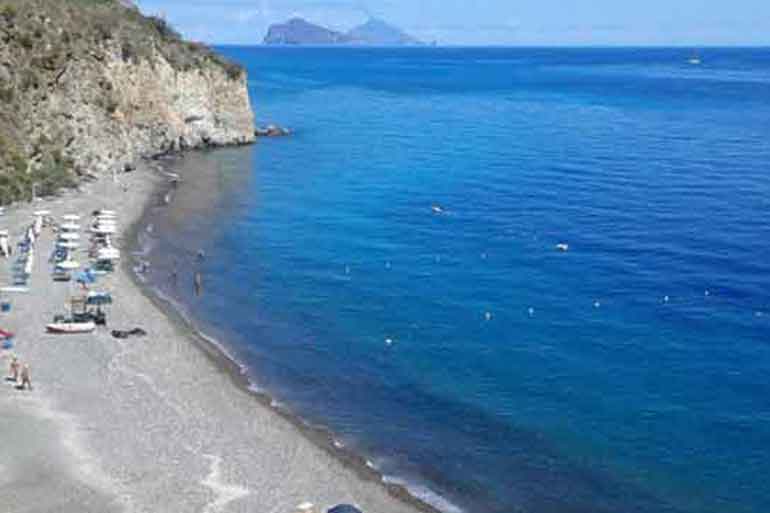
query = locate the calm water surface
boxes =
[143,48,770,513]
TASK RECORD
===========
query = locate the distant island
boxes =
[263,17,423,46]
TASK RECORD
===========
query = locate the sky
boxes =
[134,0,770,46]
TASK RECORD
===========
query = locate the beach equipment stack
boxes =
[55,214,81,272]
[90,210,120,270]
[0,229,9,258]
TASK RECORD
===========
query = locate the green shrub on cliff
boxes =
[0,0,247,204]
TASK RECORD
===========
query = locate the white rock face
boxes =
[37,44,255,175]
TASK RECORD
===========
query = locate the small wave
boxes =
[382,475,463,513]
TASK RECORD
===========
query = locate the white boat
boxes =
[46,321,96,334]
[0,286,29,293]
[688,52,701,65]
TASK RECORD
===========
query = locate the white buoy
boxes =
[485,312,492,321]
[528,307,535,317]
[664,295,670,303]
[594,301,601,308]
[705,290,710,297]
[556,243,569,252]
[385,338,393,345]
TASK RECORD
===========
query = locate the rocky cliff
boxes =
[0,0,255,202]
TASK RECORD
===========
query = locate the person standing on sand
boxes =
[8,355,19,382]
[19,364,31,390]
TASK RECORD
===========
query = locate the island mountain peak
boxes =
[263,17,422,46]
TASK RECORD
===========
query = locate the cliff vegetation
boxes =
[0,0,255,204]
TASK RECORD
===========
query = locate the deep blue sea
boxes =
[143,47,770,513]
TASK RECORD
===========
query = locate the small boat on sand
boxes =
[46,319,96,334]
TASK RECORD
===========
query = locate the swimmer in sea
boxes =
[194,271,203,297]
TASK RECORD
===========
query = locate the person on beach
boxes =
[8,356,19,382]
[170,261,178,286]
[194,271,203,297]
[18,364,31,390]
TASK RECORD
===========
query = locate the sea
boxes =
[140,47,770,513]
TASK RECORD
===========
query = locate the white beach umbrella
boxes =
[33,210,51,216]
[57,260,80,270]
[61,223,81,231]
[98,248,120,260]
[59,232,80,241]
[57,241,80,249]
[92,226,116,235]
[63,214,80,221]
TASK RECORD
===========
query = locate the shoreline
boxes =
[0,152,446,513]
[126,154,448,513]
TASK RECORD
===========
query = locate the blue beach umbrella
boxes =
[75,270,96,284]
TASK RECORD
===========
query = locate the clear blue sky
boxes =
[134,0,770,46]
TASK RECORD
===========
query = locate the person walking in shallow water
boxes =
[194,270,203,297]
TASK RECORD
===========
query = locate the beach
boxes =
[0,161,429,513]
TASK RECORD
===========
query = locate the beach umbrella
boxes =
[98,248,120,260]
[76,271,97,285]
[63,214,80,221]
[57,260,80,270]
[57,241,80,249]
[61,222,80,231]
[0,329,13,350]
[86,292,112,306]
[59,232,80,240]
[327,505,364,513]
[92,226,116,235]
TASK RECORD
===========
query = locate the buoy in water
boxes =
[385,338,393,345]
[485,312,492,321]
[594,301,601,308]
[528,307,535,317]
[556,243,569,252]
[663,295,669,303]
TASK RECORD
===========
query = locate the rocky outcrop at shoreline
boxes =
[0,0,255,202]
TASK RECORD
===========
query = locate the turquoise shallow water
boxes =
[144,48,770,513]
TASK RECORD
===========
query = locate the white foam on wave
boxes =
[382,475,464,513]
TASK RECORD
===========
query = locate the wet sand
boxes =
[0,162,431,513]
